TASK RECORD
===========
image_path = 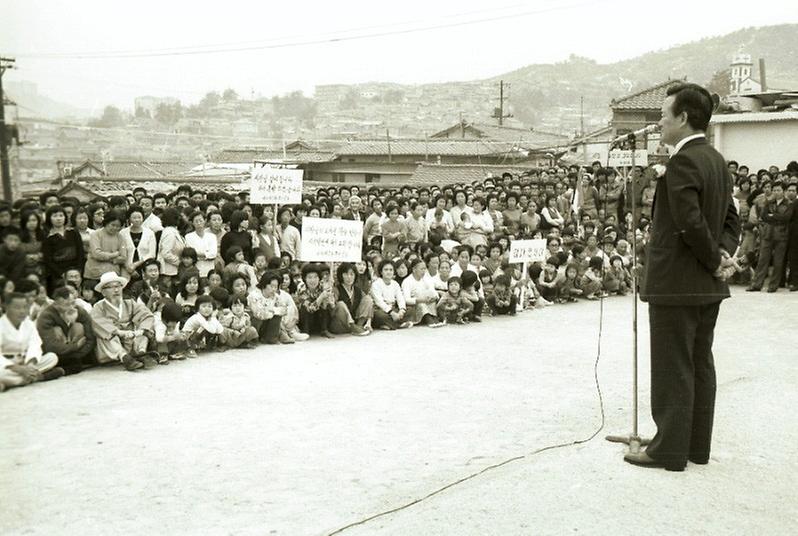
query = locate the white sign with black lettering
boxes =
[509,239,547,263]
[608,150,648,167]
[301,217,363,262]
[250,166,303,204]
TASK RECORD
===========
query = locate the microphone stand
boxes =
[605,133,651,454]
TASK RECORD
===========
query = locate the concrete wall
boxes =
[712,121,798,171]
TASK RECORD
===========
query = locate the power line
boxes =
[14,3,531,59]
[13,0,609,60]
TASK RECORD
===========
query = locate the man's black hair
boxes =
[666,82,714,132]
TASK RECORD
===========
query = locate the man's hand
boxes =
[713,250,739,281]
[8,364,42,383]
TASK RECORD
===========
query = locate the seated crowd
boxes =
[1,159,796,390]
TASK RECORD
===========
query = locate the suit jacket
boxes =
[759,198,792,242]
[342,209,366,222]
[641,137,740,306]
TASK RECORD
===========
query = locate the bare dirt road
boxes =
[2,288,796,535]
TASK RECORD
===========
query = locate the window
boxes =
[365,173,380,183]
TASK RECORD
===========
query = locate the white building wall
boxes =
[712,121,798,170]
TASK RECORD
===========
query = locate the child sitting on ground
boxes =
[486,274,517,316]
[154,300,193,359]
[218,297,259,349]
[459,271,484,322]
[603,255,631,296]
[560,263,583,302]
[182,295,224,352]
[437,276,473,324]
[537,257,561,304]
[580,256,605,300]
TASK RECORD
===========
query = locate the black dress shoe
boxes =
[688,456,709,465]
[766,288,777,293]
[789,286,798,292]
[624,451,685,472]
[746,286,761,292]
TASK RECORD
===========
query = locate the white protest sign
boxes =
[300,217,363,262]
[250,166,303,204]
[509,239,548,263]
[608,150,648,167]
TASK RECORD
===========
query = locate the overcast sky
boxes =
[2,0,796,113]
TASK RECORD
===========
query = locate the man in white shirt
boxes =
[1,293,63,391]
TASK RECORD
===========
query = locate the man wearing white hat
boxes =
[90,272,157,371]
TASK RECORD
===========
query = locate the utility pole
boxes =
[0,56,16,203]
[492,80,512,126]
[580,96,587,164]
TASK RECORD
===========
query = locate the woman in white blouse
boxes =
[184,211,218,278]
[401,258,443,326]
[370,260,412,330]
[120,205,157,278]
[463,197,494,248]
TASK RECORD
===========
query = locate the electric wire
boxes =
[13,0,611,60]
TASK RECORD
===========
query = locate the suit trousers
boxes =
[646,301,721,468]
[787,232,798,286]
[752,238,787,290]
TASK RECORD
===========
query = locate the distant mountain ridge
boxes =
[8,24,797,135]
[497,23,798,131]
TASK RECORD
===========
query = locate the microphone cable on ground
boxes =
[326,169,623,535]
[325,297,608,536]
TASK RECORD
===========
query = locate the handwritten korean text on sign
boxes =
[608,150,648,168]
[301,217,363,262]
[250,166,303,204]
[509,239,548,263]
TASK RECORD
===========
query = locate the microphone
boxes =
[609,124,660,148]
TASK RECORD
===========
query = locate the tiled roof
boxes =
[407,163,533,187]
[58,160,199,180]
[711,110,798,124]
[334,139,522,157]
[469,123,570,147]
[213,148,335,164]
[67,176,249,196]
[611,79,686,111]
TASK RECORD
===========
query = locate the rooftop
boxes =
[407,163,532,186]
[611,79,686,111]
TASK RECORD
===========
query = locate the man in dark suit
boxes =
[629,83,740,471]
[341,195,367,222]
[786,183,798,291]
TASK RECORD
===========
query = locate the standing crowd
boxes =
[1,158,796,390]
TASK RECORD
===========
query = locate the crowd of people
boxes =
[1,158,796,390]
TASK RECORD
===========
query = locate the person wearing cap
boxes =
[90,272,157,371]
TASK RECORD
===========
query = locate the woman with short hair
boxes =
[42,205,85,294]
[120,205,157,277]
[83,210,129,286]
[156,207,185,288]
[370,260,411,330]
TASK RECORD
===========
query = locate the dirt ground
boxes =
[2,287,796,536]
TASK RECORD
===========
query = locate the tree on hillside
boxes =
[135,106,151,119]
[273,91,316,128]
[199,91,221,110]
[155,102,184,126]
[89,105,126,128]
[707,69,731,98]
[223,88,239,102]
